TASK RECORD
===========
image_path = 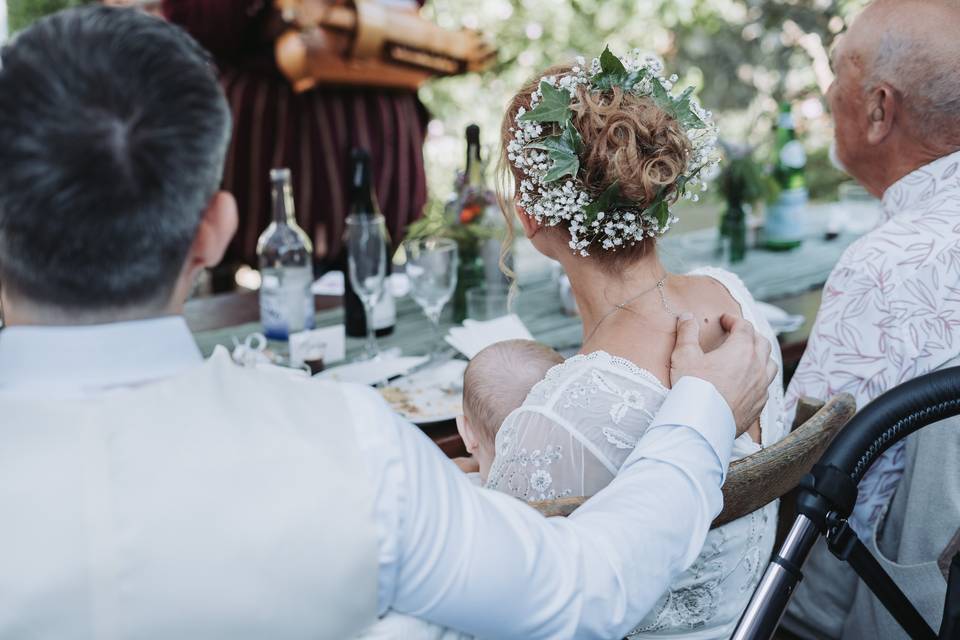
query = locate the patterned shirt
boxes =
[786,149,960,535]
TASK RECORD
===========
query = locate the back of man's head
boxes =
[0,7,230,314]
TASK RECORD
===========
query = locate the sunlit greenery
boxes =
[421,0,869,223]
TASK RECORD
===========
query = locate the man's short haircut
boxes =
[462,340,564,445]
[0,6,231,311]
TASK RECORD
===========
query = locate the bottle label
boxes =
[766,188,808,243]
[779,140,807,169]
[259,267,315,340]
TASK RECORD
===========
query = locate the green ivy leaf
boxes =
[592,45,632,91]
[526,121,583,183]
[561,121,584,155]
[525,134,578,182]
[583,181,622,220]
[667,86,707,130]
[599,45,627,76]
[518,80,572,125]
[641,190,671,229]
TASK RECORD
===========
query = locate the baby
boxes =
[357,340,562,640]
[456,339,565,484]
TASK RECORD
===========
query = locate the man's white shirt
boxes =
[0,317,735,639]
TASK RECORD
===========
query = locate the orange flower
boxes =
[459,203,483,224]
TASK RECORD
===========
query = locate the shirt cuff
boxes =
[651,376,736,483]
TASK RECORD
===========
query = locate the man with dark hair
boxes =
[0,7,776,637]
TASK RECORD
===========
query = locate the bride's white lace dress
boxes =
[486,267,786,639]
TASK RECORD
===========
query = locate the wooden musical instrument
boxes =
[274,0,496,93]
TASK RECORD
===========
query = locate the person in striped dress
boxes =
[164,0,429,282]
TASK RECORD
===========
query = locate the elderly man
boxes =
[0,7,776,638]
[783,0,960,637]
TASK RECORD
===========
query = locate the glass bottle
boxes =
[257,168,316,340]
[765,102,808,251]
[343,148,396,338]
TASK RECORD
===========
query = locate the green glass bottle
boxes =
[765,103,807,251]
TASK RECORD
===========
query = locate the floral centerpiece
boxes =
[405,181,500,322]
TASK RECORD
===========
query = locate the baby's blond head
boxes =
[459,340,564,481]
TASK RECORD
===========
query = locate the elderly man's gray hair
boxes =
[864,1,960,141]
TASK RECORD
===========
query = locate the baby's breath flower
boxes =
[509,47,718,257]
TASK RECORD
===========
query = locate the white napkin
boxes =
[756,301,805,334]
[289,325,346,368]
[311,271,345,296]
[445,314,534,359]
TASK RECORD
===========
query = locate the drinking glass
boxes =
[466,284,511,321]
[403,238,459,358]
[346,213,388,360]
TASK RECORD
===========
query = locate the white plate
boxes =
[378,360,468,424]
[316,355,428,386]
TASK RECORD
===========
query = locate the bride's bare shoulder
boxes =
[670,272,745,351]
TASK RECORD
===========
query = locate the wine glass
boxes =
[345,213,388,360]
[403,238,459,358]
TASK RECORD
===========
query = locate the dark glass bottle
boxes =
[344,149,396,338]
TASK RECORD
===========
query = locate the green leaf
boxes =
[599,45,627,76]
[525,121,584,183]
[642,192,671,229]
[592,46,634,92]
[640,186,671,227]
[583,182,622,219]
[667,86,707,130]
[518,80,572,125]
[561,121,584,155]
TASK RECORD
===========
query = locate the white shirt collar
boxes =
[0,316,203,396]
[881,148,960,220]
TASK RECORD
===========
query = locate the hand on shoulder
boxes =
[669,313,776,435]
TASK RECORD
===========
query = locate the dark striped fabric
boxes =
[164,0,428,266]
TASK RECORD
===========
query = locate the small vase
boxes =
[453,252,485,323]
[723,204,748,264]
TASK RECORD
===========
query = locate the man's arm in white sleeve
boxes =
[388,376,735,639]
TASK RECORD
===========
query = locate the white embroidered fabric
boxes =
[486,267,787,639]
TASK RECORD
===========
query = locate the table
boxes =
[186,201,868,457]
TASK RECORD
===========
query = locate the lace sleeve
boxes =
[484,407,615,502]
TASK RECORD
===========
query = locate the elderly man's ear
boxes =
[866,83,898,146]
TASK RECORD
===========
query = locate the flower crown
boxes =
[507,46,720,256]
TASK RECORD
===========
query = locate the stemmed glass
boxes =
[403,238,459,359]
[345,213,388,360]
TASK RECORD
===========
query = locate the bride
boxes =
[359,48,783,639]
[484,49,786,639]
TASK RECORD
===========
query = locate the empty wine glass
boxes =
[403,238,459,358]
[346,213,388,360]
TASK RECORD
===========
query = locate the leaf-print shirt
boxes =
[786,149,960,536]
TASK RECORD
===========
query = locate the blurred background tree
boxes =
[421,0,869,229]
[8,0,88,32]
[9,0,869,228]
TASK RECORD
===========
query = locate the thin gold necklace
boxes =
[582,274,678,347]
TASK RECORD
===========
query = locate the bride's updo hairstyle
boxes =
[498,50,718,270]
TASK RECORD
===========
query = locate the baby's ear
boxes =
[456,415,480,455]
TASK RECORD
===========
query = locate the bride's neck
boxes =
[559,246,668,340]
